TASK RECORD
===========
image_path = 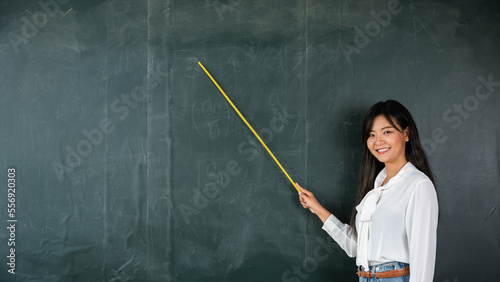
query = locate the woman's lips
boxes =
[376,147,390,154]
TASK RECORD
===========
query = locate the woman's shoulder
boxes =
[404,162,434,187]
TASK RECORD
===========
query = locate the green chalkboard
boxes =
[0,0,499,281]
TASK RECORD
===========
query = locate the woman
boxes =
[297,100,438,282]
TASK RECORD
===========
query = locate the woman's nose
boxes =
[374,135,385,145]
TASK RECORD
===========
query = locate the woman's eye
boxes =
[384,131,392,134]
[368,134,374,138]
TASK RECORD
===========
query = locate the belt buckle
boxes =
[357,267,370,278]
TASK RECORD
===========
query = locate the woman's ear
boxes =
[404,127,409,142]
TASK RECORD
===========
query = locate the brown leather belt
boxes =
[357,266,410,278]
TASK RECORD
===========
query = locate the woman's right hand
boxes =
[297,183,332,223]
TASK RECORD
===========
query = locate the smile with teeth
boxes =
[376,147,390,153]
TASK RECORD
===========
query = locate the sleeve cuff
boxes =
[322,214,343,232]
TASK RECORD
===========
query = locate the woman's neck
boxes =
[383,160,408,184]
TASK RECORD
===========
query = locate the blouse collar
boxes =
[356,162,415,217]
[374,161,416,190]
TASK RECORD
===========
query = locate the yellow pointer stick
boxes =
[198,61,299,193]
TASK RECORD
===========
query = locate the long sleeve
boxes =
[405,180,439,282]
[322,214,358,258]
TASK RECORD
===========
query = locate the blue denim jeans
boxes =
[358,262,410,282]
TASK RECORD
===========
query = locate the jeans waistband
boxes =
[360,261,409,272]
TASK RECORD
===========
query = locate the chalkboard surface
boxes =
[0,0,499,281]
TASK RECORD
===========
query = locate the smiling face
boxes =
[367,115,409,168]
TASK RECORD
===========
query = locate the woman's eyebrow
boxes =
[370,126,394,132]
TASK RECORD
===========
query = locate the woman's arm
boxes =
[297,183,358,258]
[297,183,332,223]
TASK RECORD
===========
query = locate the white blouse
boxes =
[322,162,438,282]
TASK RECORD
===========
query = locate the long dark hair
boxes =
[349,100,435,234]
